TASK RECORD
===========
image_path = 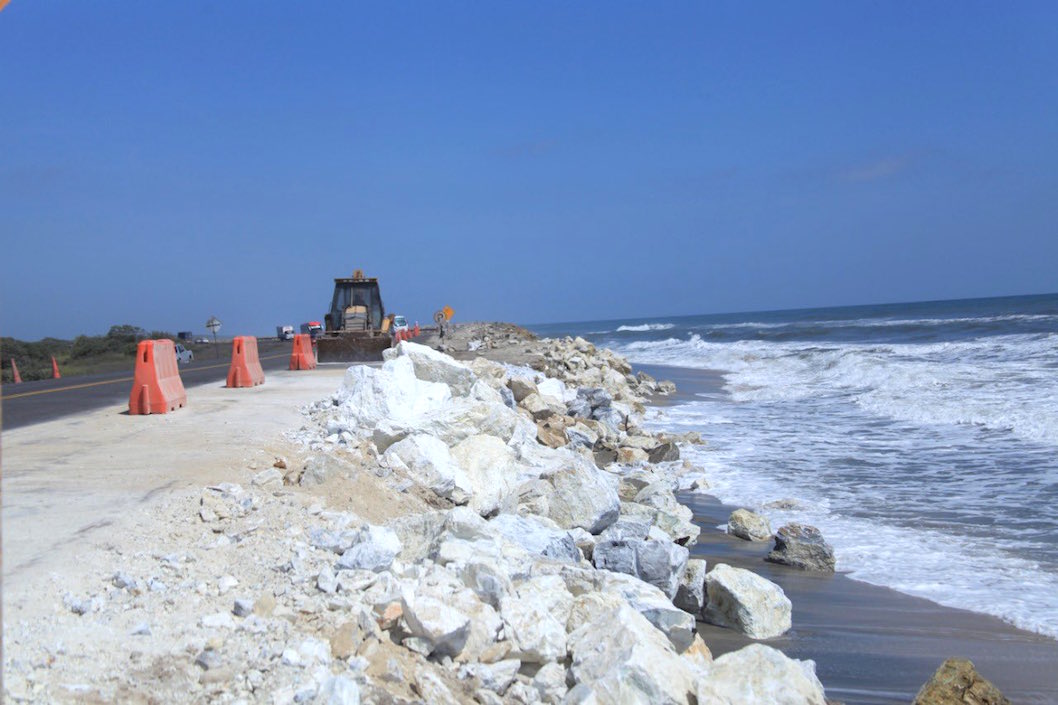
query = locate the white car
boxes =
[174,343,194,364]
[392,315,409,333]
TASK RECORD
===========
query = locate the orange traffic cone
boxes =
[11,358,22,384]
[414,322,420,337]
[51,355,61,379]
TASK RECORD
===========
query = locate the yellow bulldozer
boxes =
[316,270,394,362]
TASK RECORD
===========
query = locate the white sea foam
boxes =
[690,312,1058,331]
[620,333,1058,446]
[647,400,1058,638]
[622,318,1058,638]
[616,323,675,332]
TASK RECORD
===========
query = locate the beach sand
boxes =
[684,492,1058,704]
[633,362,1058,703]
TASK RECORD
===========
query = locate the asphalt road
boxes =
[1,339,309,430]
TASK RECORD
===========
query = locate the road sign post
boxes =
[206,316,222,358]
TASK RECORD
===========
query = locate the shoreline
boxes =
[682,491,1058,705]
[632,360,1058,703]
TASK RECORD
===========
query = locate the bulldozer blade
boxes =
[316,334,392,363]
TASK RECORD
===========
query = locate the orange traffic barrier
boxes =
[226,336,265,388]
[289,333,317,370]
[413,322,420,337]
[10,358,22,384]
[129,339,187,415]
[51,355,61,379]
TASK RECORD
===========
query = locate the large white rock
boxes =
[386,341,477,396]
[597,571,697,653]
[451,434,517,516]
[383,434,472,504]
[400,398,527,448]
[696,643,826,705]
[401,586,471,658]
[543,456,620,534]
[489,513,581,564]
[400,565,501,660]
[567,603,698,705]
[501,576,572,664]
[703,563,792,639]
[336,356,451,439]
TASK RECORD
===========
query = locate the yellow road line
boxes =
[1,354,290,400]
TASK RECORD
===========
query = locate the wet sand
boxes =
[684,492,1058,704]
[635,362,1058,703]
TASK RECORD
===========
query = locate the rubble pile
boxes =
[4,338,827,704]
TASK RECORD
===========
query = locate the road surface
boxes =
[0,339,322,429]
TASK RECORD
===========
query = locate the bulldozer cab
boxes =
[325,270,385,333]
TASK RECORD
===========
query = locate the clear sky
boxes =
[2,2,1056,340]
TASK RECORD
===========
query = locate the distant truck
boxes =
[276,325,295,341]
[177,331,193,342]
[301,321,323,340]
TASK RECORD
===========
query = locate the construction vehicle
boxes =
[316,269,395,362]
[300,321,323,340]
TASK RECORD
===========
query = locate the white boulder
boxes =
[501,575,573,665]
[450,434,518,516]
[386,341,477,396]
[489,513,581,564]
[703,563,792,639]
[383,434,472,504]
[543,456,620,534]
[568,603,698,705]
[696,643,826,704]
[597,571,697,653]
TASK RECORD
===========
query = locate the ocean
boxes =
[530,293,1058,639]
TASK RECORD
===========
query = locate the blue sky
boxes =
[2,2,1056,340]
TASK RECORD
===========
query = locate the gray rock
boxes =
[592,540,638,575]
[598,517,651,542]
[635,539,690,599]
[728,508,772,542]
[765,523,836,572]
[232,598,254,617]
[195,649,223,670]
[111,572,139,591]
[673,558,708,615]
[317,566,338,593]
[648,442,680,464]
